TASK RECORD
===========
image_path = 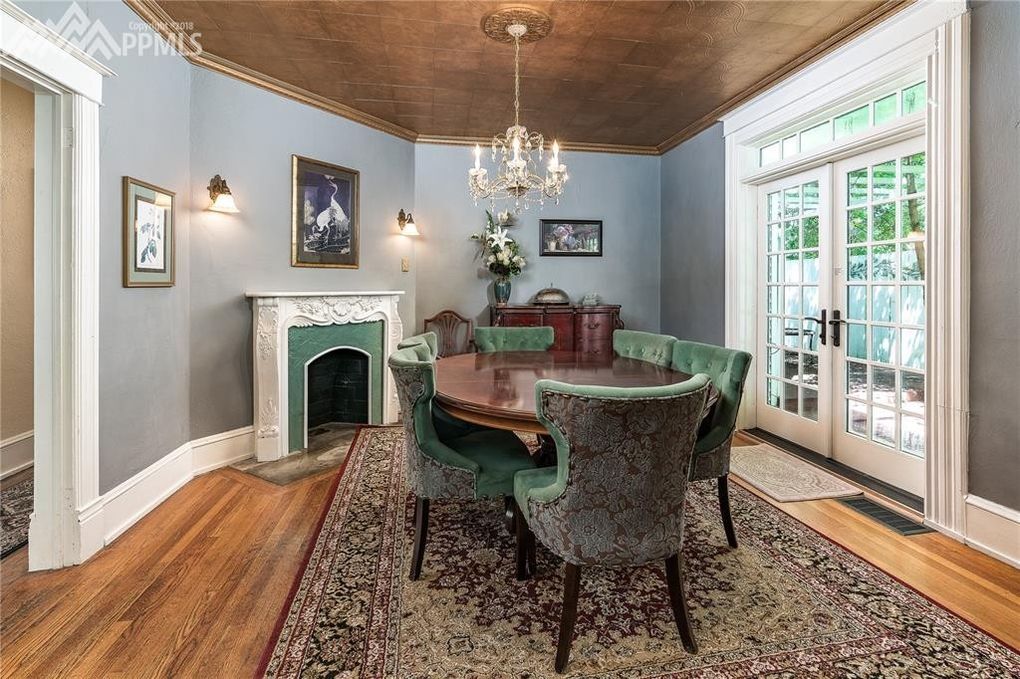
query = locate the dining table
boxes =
[434,350,719,441]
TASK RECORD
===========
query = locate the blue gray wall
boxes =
[968,0,1020,511]
[413,145,661,332]
[659,124,726,344]
[22,0,193,493]
[188,68,416,440]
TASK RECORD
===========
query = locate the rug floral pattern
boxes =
[261,428,1018,678]
[1,478,32,559]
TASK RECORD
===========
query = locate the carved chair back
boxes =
[423,309,474,357]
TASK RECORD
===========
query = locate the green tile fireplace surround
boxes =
[288,322,384,452]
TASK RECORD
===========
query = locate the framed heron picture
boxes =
[291,155,360,269]
[122,177,175,287]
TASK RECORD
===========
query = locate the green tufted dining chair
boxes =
[397,332,485,441]
[513,375,711,673]
[671,340,752,548]
[388,344,537,580]
[474,326,555,353]
[612,329,677,367]
[397,331,439,358]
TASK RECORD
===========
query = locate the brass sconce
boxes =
[207,174,240,213]
[397,209,419,236]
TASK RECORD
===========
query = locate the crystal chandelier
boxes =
[468,10,568,213]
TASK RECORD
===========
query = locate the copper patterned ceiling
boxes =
[143,0,902,151]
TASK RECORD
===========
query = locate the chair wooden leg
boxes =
[717,475,738,548]
[665,554,698,654]
[555,563,581,673]
[514,500,530,581]
[410,496,429,581]
[526,526,537,576]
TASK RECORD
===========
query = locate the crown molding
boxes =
[125,0,912,157]
[414,134,659,156]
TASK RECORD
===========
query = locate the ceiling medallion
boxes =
[469,7,568,214]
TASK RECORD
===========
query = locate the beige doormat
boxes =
[730,443,862,502]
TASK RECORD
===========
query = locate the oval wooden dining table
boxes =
[434,350,719,436]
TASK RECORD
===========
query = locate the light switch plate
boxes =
[401,257,410,272]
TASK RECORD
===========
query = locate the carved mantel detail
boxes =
[246,291,404,462]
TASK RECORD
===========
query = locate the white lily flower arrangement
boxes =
[469,210,527,279]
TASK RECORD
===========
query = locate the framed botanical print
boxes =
[122,177,175,287]
[291,155,360,268]
[539,219,603,257]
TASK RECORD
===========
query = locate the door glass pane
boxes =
[768,223,782,252]
[902,415,924,456]
[784,286,801,315]
[803,286,819,317]
[901,198,925,237]
[847,323,867,359]
[901,153,926,195]
[783,135,799,158]
[802,354,819,385]
[900,371,924,415]
[768,191,782,220]
[784,186,801,217]
[848,400,868,437]
[872,161,896,201]
[767,286,780,314]
[803,251,819,283]
[872,406,896,447]
[873,285,896,322]
[872,326,896,364]
[761,142,781,165]
[847,361,867,399]
[872,366,896,406]
[801,387,818,421]
[784,220,799,249]
[872,244,896,280]
[847,285,867,320]
[848,169,868,205]
[847,208,867,243]
[768,317,782,345]
[900,243,924,281]
[802,182,820,214]
[784,253,801,282]
[803,216,819,247]
[872,202,895,241]
[767,347,782,376]
[767,255,780,281]
[901,328,925,369]
[783,350,799,380]
[901,286,924,325]
[847,247,867,280]
[767,379,782,407]
[783,381,798,413]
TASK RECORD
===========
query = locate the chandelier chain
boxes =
[513,33,521,128]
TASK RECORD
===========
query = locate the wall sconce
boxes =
[207,174,240,213]
[397,209,419,236]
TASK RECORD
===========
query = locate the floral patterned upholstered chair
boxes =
[474,326,555,353]
[397,331,438,358]
[397,332,484,441]
[512,375,711,672]
[388,344,536,580]
[671,340,752,549]
[612,329,678,367]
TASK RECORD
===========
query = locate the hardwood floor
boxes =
[2,438,1018,677]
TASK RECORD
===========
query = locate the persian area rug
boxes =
[259,427,1018,678]
[1,477,32,558]
[731,443,862,502]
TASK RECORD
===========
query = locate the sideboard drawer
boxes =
[574,313,615,341]
[576,336,612,358]
[492,310,544,327]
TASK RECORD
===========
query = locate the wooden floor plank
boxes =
[1,442,1017,677]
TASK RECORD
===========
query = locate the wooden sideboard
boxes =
[489,304,623,357]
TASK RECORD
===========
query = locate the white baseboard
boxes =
[76,427,255,561]
[1,430,34,479]
[192,426,255,475]
[964,494,1020,569]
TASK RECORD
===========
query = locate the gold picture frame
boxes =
[291,155,360,269]
[122,176,175,287]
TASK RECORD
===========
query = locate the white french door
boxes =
[756,137,927,496]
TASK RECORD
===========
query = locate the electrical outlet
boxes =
[401,257,410,272]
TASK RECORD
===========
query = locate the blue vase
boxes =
[493,277,512,305]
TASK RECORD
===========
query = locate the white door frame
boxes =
[721,1,969,537]
[1,0,112,569]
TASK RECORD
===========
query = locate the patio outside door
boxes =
[756,137,927,497]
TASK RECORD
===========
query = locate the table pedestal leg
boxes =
[536,434,557,467]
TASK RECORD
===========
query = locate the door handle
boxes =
[828,309,846,347]
[804,309,827,346]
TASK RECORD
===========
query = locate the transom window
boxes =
[759,81,926,166]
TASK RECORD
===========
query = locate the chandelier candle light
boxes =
[468,8,569,213]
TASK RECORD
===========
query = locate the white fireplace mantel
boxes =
[246,291,404,461]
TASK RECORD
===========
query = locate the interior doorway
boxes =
[755,136,928,498]
[0,75,37,560]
